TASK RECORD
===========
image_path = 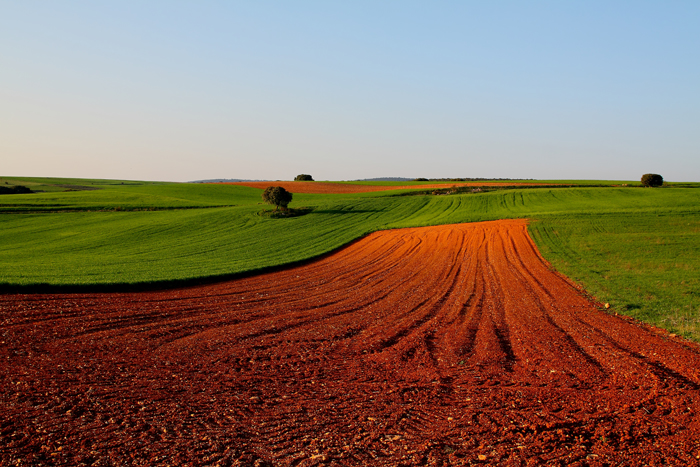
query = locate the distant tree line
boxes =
[0,185,32,195]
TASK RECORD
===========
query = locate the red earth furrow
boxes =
[3,219,700,465]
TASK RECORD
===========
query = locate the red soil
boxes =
[221,181,557,194]
[3,219,700,466]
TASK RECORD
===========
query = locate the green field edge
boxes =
[0,232,373,295]
[0,216,540,294]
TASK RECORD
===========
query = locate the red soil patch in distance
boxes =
[219,181,559,194]
[3,219,700,465]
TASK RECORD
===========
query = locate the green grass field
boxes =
[2,176,699,340]
[530,211,700,339]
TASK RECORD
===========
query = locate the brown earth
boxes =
[2,219,700,466]
[221,181,559,194]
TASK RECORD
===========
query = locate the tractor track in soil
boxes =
[2,219,700,466]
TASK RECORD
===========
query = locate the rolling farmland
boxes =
[2,177,700,465]
[1,178,698,339]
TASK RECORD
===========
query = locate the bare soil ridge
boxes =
[2,219,700,465]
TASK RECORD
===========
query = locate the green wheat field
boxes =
[2,176,699,340]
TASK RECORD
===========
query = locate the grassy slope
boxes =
[1,177,699,339]
[530,211,700,339]
[0,181,263,211]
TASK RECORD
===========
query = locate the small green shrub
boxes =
[294,174,314,181]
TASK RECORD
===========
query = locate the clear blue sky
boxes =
[2,1,699,181]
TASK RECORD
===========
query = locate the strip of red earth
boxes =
[2,219,700,465]
[220,181,561,194]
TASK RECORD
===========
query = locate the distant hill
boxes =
[191,177,535,183]
[192,178,417,183]
[189,179,269,183]
[354,177,413,182]
[354,177,534,182]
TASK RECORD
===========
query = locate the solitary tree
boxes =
[294,174,314,181]
[641,173,663,187]
[262,186,293,210]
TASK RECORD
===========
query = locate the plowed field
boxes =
[222,181,557,194]
[3,219,700,466]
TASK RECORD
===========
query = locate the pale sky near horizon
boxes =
[1,2,699,182]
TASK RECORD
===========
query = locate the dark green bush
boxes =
[262,186,293,210]
[641,174,663,187]
[294,174,314,181]
[0,185,32,195]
